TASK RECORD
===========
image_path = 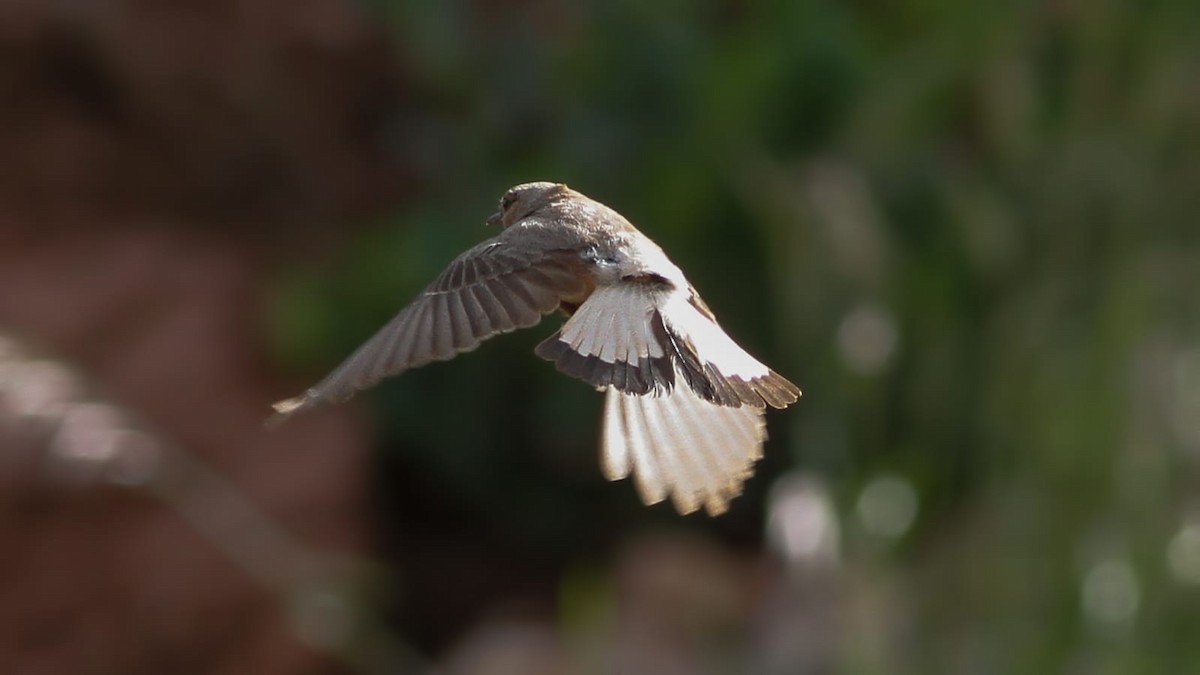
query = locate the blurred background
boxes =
[1,0,1198,673]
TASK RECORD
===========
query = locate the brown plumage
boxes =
[269,182,800,515]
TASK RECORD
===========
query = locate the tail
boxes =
[600,370,767,516]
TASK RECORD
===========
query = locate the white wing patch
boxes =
[660,293,771,381]
[559,284,669,364]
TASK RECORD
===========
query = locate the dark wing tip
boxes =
[535,334,673,395]
[757,371,802,409]
[689,365,801,410]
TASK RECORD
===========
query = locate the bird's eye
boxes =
[501,194,517,211]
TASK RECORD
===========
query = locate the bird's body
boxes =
[271,182,800,515]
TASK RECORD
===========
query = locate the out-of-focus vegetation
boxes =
[269,0,1200,672]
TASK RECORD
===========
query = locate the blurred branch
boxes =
[0,333,428,675]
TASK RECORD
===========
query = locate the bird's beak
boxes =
[486,211,502,227]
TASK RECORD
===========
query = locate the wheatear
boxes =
[271,182,800,515]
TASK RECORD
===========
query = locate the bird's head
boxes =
[486,181,571,228]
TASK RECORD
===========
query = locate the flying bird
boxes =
[269,182,800,515]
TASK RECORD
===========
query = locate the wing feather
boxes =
[269,231,587,425]
[659,291,801,409]
[431,293,455,359]
[536,283,675,396]
[444,291,474,351]
[388,302,425,372]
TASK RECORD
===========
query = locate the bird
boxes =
[269,182,800,515]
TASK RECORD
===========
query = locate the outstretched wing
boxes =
[600,368,767,516]
[270,233,587,424]
[536,281,800,409]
